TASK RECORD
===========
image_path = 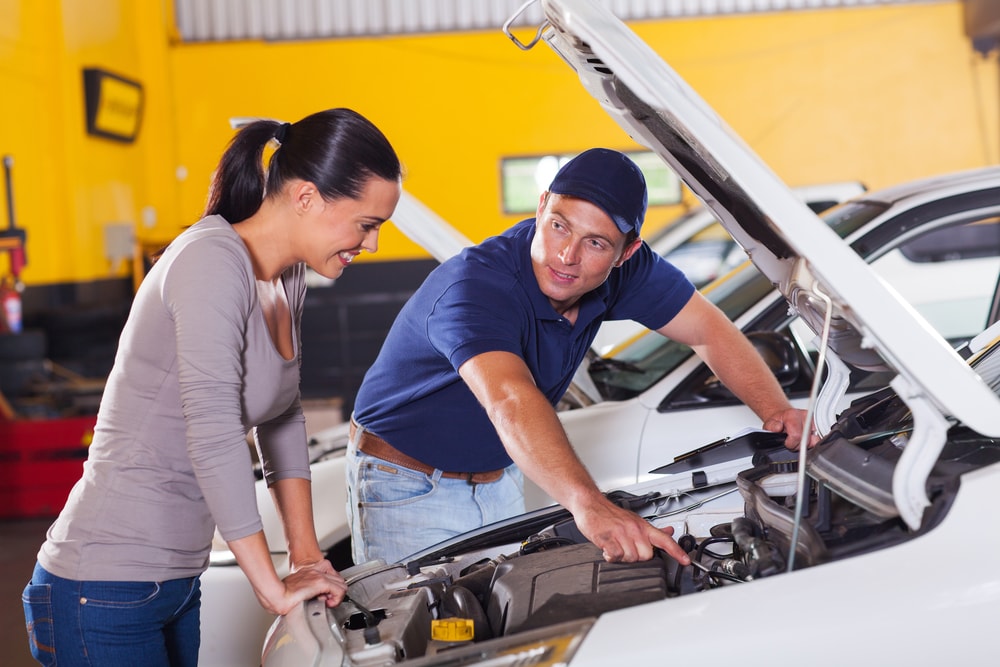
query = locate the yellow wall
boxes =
[1,1,997,282]
[0,0,177,286]
[637,6,1000,191]
[167,1,999,262]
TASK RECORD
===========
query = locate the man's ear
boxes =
[536,191,550,219]
[615,238,643,267]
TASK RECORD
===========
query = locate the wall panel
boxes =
[173,0,934,41]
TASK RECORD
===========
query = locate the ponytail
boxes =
[204,109,400,225]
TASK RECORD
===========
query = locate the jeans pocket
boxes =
[358,458,436,506]
[22,582,56,667]
[79,580,161,608]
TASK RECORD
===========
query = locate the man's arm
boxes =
[458,351,690,565]
[656,291,816,449]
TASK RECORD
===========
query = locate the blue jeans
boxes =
[346,427,524,565]
[22,563,201,667]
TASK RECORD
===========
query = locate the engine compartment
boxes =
[266,416,1000,667]
[319,449,905,665]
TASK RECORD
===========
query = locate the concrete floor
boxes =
[1,517,50,667]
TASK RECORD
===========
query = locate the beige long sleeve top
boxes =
[39,216,309,581]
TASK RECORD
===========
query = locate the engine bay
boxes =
[307,445,922,666]
[260,399,1000,667]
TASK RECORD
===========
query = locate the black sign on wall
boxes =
[82,68,144,143]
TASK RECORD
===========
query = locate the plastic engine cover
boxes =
[486,542,669,635]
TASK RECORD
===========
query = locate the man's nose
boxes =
[559,238,580,264]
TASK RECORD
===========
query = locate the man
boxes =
[348,148,813,567]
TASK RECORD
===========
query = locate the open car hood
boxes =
[519,0,1000,528]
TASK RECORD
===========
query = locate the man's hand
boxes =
[763,407,819,450]
[572,496,691,565]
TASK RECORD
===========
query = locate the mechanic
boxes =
[23,109,401,667]
[347,148,814,567]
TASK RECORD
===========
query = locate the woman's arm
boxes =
[228,529,346,615]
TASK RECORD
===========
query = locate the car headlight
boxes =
[405,618,593,666]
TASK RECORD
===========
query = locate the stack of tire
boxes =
[0,328,46,417]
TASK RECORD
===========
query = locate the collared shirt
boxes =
[354,218,694,472]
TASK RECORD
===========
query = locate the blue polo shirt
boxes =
[353,218,695,472]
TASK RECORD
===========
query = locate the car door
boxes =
[633,210,1000,482]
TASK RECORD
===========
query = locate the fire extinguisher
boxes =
[2,155,26,335]
[0,276,22,334]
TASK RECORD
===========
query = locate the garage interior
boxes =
[2,1,999,666]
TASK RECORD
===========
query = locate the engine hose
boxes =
[442,585,493,641]
[731,517,781,578]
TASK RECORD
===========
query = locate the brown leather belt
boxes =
[350,419,504,484]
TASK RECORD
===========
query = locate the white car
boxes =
[259,1,1000,663]
[590,180,866,355]
[548,165,1000,508]
[202,10,1000,665]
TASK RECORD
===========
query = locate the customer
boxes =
[22,108,402,667]
[348,148,815,567]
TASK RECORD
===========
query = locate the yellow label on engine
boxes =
[431,618,475,642]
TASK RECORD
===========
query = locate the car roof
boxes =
[646,180,866,254]
[537,0,1000,526]
[852,165,1000,208]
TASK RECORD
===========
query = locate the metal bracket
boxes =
[502,0,550,50]
[890,375,950,530]
[811,341,849,436]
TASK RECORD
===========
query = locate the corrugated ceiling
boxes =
[173,0,936,42]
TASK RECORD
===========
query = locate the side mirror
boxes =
[698,330,801,400]
[746,330,801,387]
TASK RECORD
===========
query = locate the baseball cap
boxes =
[547,148,648,236]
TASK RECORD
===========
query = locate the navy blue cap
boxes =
[547,148,648,236]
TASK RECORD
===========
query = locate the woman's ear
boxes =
[291,181,320,215]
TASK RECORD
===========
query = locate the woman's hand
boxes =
[230,532,348,616]
[277,562,347,612]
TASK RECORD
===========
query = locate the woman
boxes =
[22,108,402,666]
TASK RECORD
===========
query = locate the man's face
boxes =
[530,193,641,316]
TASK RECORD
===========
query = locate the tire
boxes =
[0,329,46,361]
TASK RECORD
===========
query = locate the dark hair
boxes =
[204,108,401,224]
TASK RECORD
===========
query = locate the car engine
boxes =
[299,451,869,666]
[263,410,1000,667]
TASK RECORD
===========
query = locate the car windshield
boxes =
[589,199,889,398]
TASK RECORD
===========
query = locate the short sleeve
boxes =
[426,275,527,371]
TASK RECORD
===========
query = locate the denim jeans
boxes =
[22,562,201,667]
[346,427,524,565]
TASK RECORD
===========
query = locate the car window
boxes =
[589,197,998,402]
[868,216,1000,343]
[897,216,1000,262]
[805,199,840,213]
[655,199,868,289]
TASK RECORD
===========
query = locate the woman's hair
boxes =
[204,108,401,224]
